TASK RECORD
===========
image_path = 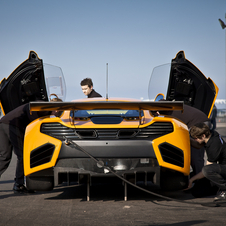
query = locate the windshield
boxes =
[148,63,172,100]
[70,109,144,118]
[43,64,66,101]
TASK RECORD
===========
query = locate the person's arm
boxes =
[190,137,205,149]
[184,171,205,190]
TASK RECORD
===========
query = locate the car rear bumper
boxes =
[52,157,188,190]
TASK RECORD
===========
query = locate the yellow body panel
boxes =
[24,116,63,176]
[150,117,190,175]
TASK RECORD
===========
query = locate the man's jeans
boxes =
[202,163,226,191]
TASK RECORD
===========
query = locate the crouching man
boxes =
[187,122,226,201]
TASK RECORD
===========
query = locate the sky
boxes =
[0,0,226,109]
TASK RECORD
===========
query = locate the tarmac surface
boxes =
[0,122,225,226]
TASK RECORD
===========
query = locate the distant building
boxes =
[215,99,226,110]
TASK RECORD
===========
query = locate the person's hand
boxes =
[183,171,204,191]
[150,111,160,117]
[183,179,193,191]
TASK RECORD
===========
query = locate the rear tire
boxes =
[26,176,54,191]
[160,169,188,190]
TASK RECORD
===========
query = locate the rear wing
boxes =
[30,101,184,112]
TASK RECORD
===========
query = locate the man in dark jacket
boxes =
[80,78,102,98]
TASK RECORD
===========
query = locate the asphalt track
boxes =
[0,123,226,226]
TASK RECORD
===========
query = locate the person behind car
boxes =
[80,78,102,98]
[187,123,226,201]
[0,94,62,194]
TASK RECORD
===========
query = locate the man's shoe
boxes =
[13,183,30,194]
[214,191,226,202]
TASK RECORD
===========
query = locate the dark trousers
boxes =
[202,163,226,191]
[191,146,205,176]
[0,123,24,184]
[191,177,218,198]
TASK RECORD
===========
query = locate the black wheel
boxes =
[26,176,54,191]
[160,169,188,190]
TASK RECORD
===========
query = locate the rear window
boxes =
[70,109,144,118]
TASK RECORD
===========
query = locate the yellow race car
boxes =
[0,51,218,198]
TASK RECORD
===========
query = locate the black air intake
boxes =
[30,143,55,168]
[159,142,184,167]
[136,122,173,138]
[40,122,173,140]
